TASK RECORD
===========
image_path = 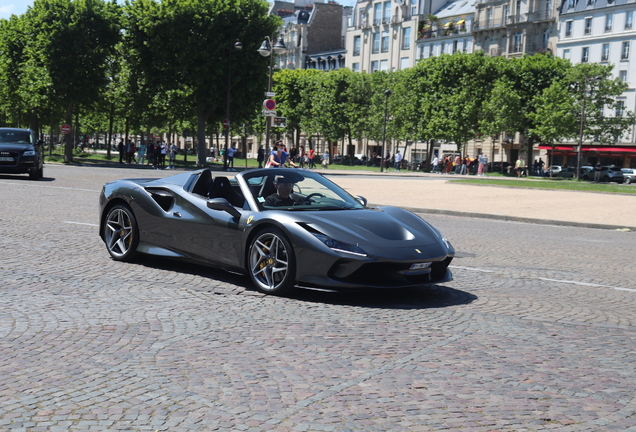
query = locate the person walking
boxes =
[394,150,402,172]
[431,155,439,173]
[137,141,147,165]
[321,150,329,169]
[160,142,167,169]
[308,148,316,168]
[227,144,237,171]
[594,162,602,182]
[515,157,523,177]
[257,146,265,168]
[477,154,486,176]
[168,142,178,169]
[118,139,124,164]
[298,146,305,168]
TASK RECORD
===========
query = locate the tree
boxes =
[124,0,280,167]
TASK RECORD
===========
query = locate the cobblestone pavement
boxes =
[1,164,635,431]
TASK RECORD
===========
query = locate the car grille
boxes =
[0,151,19,166]
[329,256,453,287]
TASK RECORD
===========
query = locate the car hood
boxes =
[0,144,33,152]
[293,206,443,248]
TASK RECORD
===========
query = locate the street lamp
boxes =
[576,76,601,180]
[380,89,391,173]
[258,36,286,150]
[223,39,243,171]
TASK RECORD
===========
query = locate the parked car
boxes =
[582,166,624,183]
[544,165,562,176]
[0,128,44,180]
[554,166,593,179]
[622,168,636,184]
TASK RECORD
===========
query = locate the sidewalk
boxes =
[326,170,636,231]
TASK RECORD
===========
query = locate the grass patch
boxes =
[450,177,636,194]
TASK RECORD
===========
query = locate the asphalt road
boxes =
[1,164,635,431]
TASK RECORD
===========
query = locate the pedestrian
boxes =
[118,139,124,163]
[147,142,155,166]
[477,154,486,176]
[257,146,265,168]
[594,161,602,182]
[227,144,237,170]
[129,141,137,164]
[460,156,468,175]
[538,158,545,176]
[137,141,146,165]
[394,150,402,172]
[153,142,162,169]
[464,156,471,175]
[168,142,178,169]
[160,142,167,168]
[431,155,439,173]
[308,148,316,168]
[454,155,461,174]
[515,157,523,177]
[321,150,329,169]
[298,146,305,168]
[445,156,452,174]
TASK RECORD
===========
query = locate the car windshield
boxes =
[242,169,365,211]
[0,130,32,144]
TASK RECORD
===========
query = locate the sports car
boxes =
[99,168,454,295]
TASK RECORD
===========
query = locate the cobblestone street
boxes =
[1,164,635,431]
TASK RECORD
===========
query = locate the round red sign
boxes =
[60,124,71,134]
[263,99,276,111]
[222,118,229,128]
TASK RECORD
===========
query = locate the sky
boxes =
[1,0,355,20]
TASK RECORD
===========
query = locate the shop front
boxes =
[538,145,636,168]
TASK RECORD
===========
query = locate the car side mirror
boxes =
[355,195,367,207]
[207,198,241,219]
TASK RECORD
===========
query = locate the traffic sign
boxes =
[273,117,287,127]
[222,118,229,128]
[60,124,71,134]
[263,99,276,111]
[265,92,276,98]
[262,110,277,117]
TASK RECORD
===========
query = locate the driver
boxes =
[264,175,304,207]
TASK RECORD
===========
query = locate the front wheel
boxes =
[103,204,139,262]
[248,228,296,295]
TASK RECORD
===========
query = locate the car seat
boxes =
[208,176,244,207]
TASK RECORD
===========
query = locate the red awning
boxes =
[538,145,575,151]
[583,146,636,153]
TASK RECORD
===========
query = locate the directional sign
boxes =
[60,124,71,134]
[263,99,276,111]
[262,110,277,117]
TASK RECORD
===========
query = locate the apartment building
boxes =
[416,0,476,60]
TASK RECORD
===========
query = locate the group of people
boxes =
[118,139,178,170]
[256,141,329,170]
[430,154,489,176]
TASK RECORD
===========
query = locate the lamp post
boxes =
[258,36,286,151]
[223,39,243,171]
[576,76,601,180]
[380,89,391,173]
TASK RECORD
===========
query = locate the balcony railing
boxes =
[474,12,553,30]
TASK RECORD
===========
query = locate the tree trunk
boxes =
[196,109,207,167]
[64,102,74,163]
[107,101,114,158]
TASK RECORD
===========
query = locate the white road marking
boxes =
[450,265,636,293]
[63,221,99,227]
[0,180,96,192]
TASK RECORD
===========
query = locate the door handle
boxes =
[173,212,182,218]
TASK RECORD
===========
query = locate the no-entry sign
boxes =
[61,124,71,134]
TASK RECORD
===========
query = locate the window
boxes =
[353,36,361,56]
[602,43,610,61]
[381,30,389,52]
[568,0,574,8]
[605,14,613,31]
[352,62,360,72]
[582,46,589,62]
[512,32,522,53]
[419,45,426,58]
[402,27,411,50]
[620,70,628,83]
[616,100,625,117]
[430,43,435,57]
[486,8,493,27]
[453,40,458,53]
[371,60,379,72]
[380,59,389,71]
[502,35,508,53]
[622,41,630,59]
[586,0,594,5]
[372,33,380,53]
[504,5,510,23]
[374,3,382,25]
[585,17,592,34]
[565,20,573,37]
[383,2,391,23]
[563,48,571,59]
[400,57,409,69]
[441,42,446,54]
[542,30,550,49]
[463,39,469,52]
[627,11,634,29]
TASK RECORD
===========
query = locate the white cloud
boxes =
[0,4,17,19]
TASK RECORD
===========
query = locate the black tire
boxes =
[627,177,633,185]
[29,166,43,180]
[248,228,296,295]
[103,204,139,262]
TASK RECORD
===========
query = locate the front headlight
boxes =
[22,150,36,156]
[312,233,367,256]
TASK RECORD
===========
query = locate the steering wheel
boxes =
[303,193,324,204]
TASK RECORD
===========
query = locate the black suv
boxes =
[0,128,44,180]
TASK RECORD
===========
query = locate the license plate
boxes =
[0,157,14,162]
[410,262,432,270]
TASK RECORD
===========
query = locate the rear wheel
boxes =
[248,228,296,295]
[103,204,139,261]
[627,177,633,184]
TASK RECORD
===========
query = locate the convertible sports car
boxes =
[99,168,454,295]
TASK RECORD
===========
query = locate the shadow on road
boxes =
[136,256,477,310]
